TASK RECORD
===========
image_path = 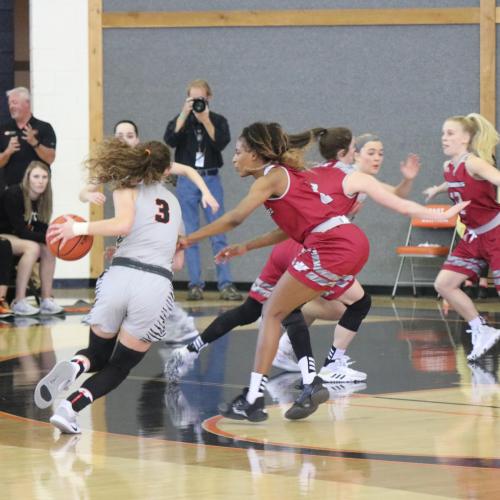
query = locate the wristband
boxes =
[73,222,89,236]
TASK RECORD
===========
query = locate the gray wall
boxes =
[103,4,479,286]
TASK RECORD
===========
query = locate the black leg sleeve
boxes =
[281,309,313,361]
[80,341,146,402]
[75,328,118,372]
[200,297,263,344]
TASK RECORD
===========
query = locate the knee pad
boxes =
[76,328,116,372]
[338,293,372,332]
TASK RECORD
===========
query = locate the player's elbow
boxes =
[227,212,244,228]
[115,219,134,235]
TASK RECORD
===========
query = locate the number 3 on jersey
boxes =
[155,198,170,223]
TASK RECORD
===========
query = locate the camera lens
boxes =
[192,98,206,113]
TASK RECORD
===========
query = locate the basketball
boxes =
[46,214,93,261]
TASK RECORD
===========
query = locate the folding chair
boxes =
[391,204,458,298]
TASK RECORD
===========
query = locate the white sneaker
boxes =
[40,298,64,315]
[467,324,500,361]
[272,333,300,372]
[319,356,367,383]
[164,346,198,383]
[11,298,39,316]
[34,361,76,409]
[50,400,81,434]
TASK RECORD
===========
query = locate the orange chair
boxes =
[391,204,458,298]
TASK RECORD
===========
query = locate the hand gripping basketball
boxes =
[46,214,93,261]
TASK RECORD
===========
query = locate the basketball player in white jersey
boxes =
[34,139,183,434]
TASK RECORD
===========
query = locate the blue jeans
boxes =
[176,173,233,290]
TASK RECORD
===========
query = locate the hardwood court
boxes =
[0,294,499,499]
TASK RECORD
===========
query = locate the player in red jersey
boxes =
[423,113,500,361]
[180,122,466,422]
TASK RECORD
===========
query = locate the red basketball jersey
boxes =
[263,164,358,242]
[444,156,500,228]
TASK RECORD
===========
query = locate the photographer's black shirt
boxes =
[164,111,230,170]
[0,115,56,187]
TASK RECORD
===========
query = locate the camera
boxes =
[192,98,207,113]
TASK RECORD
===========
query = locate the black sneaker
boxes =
[187,286,204,301]
[219,284,243,301]
[218,388,268,422]
[285,376,329,420]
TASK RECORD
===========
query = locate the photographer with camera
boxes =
[0,87,56,190]
[164,79,242,301]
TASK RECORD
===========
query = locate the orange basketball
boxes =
[46,214,94,261]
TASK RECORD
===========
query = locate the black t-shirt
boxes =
[0,185,48,243]
[0,115,56,187]
[163,111,230,169]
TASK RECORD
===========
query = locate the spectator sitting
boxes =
[0,161,63,315]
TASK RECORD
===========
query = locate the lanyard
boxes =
[194,125,204,153]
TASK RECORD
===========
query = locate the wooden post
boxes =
[88,0,104,278]
[480,0,496,124]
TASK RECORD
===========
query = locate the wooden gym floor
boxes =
[0,292,499,499]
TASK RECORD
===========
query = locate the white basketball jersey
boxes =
[114,182,182,271]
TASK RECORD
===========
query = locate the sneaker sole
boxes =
[319,372,367,383]
[467,331,500,361]
[34,361,75,409]
[284,386,329,420]
[218,403,268,422]
[14,310,39,316]
[50,414,81,434]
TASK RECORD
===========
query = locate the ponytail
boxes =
[467,113,499,164]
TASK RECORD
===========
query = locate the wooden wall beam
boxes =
[480,0,496,124]
[88,0,104,278]
[102,8,479,29]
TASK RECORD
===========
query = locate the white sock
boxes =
[331,348,346,361]
[247,372,268,404]
[468,316,485,333]
[298,356,316,385]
